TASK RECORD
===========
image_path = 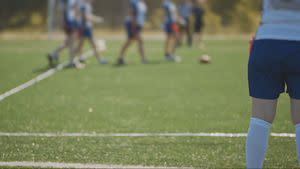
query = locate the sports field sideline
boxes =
[0,38,297,168]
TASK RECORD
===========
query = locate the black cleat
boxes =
[116,58,126,66]
[47,54,55,68]
[47,53,59,68]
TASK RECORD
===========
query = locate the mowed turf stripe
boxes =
[0,161,184,169]
[0,132,295,138]
[0,50,93,102]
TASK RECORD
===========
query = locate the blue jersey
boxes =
[128,0,147,26]
[256,0,300,41]
[80,1,93,29]
[179,2,192,19]
[63,0,78,22]
[163,0,177,24]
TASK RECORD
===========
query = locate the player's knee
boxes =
[291,99,300,125]
[252,98,277,123]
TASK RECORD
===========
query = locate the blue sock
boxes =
[295,124,300,165]
[246,118,272,169]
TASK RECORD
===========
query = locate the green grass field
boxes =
[0,38,297,168]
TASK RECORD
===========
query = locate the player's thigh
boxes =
[291,99,300,125]
[248,40,288,123]
[252,98,278,123]
[248,40,286,100]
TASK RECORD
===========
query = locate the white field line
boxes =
[0,50,93,102]
[0,132,295,138]
[0,161,185,169]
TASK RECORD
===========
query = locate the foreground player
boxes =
[48,0,80,68]
[247,0,300,168]
[163,0,180,62]
[77,0,108,65]
[117,0,148,65]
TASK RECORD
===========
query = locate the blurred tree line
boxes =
[0,0,261,33]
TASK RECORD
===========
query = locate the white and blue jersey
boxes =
[80,1,93,38]
[125,0,147,38]
[163,0,179,33]
[179,2,192,19]
[256,0,300,41]
[163,0,177,24]
[127,0,147,27]
[62,0,78,27]
[249,0,300,100]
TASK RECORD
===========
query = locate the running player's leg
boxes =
[169,33,177,56]
[77,36,85,63]
[135,26,147,64]
[68,31,77,65]
[186,18,192,47]
[48,28,72,67]
[118,40,133,65]
[87,35,108,65]
[164,23,178,61]
[165,34,172,59]
[117,21,134,65]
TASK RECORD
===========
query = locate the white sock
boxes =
[246,118,272,169]
[295,124,300,165]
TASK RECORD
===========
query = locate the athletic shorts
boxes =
[248,39,300,99]
[125,21,142,39]
[164,22,180,34]
[64,19,77,34]
[79,27,93,39]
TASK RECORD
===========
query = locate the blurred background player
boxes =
[117,0,148,65]
[77,0,108,65]
[163,0,180,62]
[47,0,81,68]
[178,0,193,47]
[193,0,205,47]
[246,0,300,168]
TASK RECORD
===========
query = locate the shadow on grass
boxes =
[112,60,166,68]
[32,65,51,74]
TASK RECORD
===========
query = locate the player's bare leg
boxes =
[170,34,177,56]
[48,34,72,67]
[117,39,133,65]
[252,98,277,123]
[165,35,173,60]
[291,99,300,124]
[88,38,108,65]
[291,99,300,165]
[136,35,147,64]
[77,37,85,63]
[165,34,178,62]
[246,98,277,169]
[195,32,204,49]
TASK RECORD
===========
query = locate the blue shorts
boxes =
[125,21,142,39]
[64,19,78,34]
[248,39,300,99]
[80,27,93,39]
[164,22,179,34]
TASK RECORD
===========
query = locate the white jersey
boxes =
[256,0,300,41]
[136,1,147,26]
[65,0,78,22]
[80,2,93,28]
